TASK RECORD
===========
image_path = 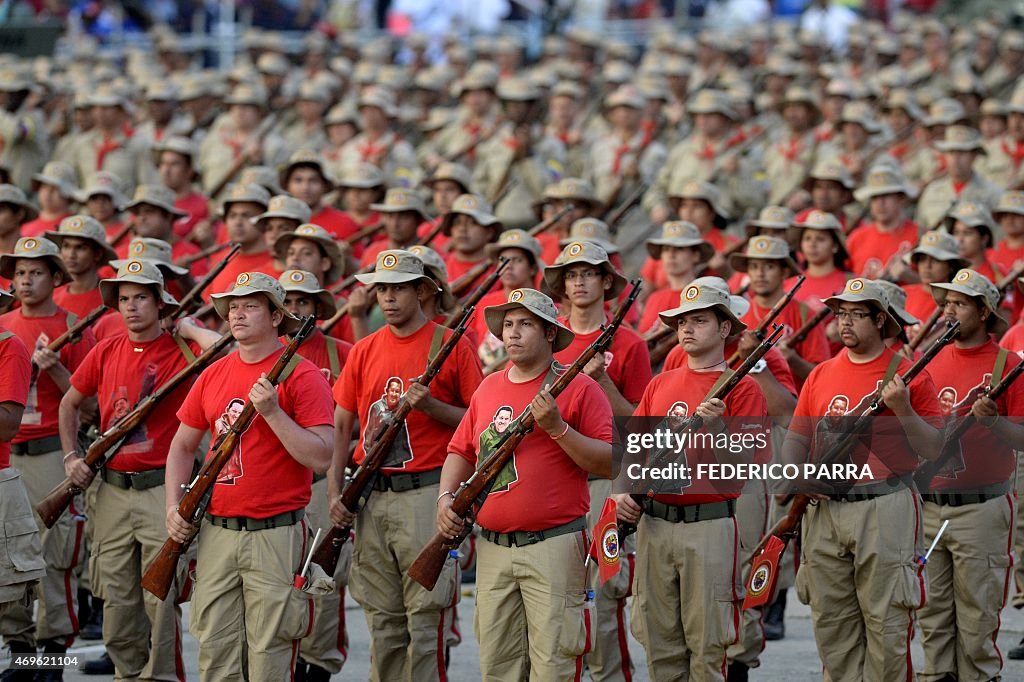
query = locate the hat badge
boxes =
[753,237,771,252]
[506,232,521,242]
[924,233,939,245]
[380,253,399,270]
[461,196,478,209]
[126,260,143,274]
[131,242,146,255]
[270,197,285,209]
[509,289,524,303]
[289,271,305,283]
[409,246,425,256]
[298,225,317,235]
[66,217,84,231]
[684,285,700,301]
[236,272,251,286]
[22,238,37,251]
[955,270,972,283]
[848,279,865,292]
[567,242,584,257]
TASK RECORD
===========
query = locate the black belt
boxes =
[647,499,736,524]
[101,467,165,491]
[206,509,305,531]
[370,468,442,493]
[830,476,913,502]
[11,435,62,457]
[481,516,587,548]
[922,482,1011,507]
[312,472,326,484]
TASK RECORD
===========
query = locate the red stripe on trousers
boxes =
[436,610,447,681]
[63,509,85,639]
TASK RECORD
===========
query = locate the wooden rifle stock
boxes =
[605,182,647,234]
[171,244,242,322]
[311,307,477,573]
[646,326,678,369]
[726,276,805,366]
[787,306,832,348]
[997,265,1024,299]
[750,321,960,560]
[446,258,509,325]
[529,205,571,238]
[174,241,231,268]
[141,316,316,600]
[407,281,643,590]
[908,307,943,352]
[345,222,386,246]
[208,114,280,200]
[48,305,106,354]
[36,332,235,528]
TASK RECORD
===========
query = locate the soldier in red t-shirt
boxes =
[441,194,504,292]
[329,250,482,681]
[165,271,334,680]
[282,150,360,248]
[255,195,312,273]
[781,278,944,681]
[439,287,613,680]
[614,281,768,681]
[639,220,712,336]
[47,215,118,318]
[917,269,1024,680]
[0,236,96,665]
[207,183,276,297]
[60,259,220,680]
[120,184,206,277]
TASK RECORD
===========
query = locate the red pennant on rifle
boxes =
[743,535,786,610]
[589,498,620,584]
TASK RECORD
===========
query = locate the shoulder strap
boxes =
[326,337,341,382]
[882,352,902,387]
[277,354,304,385]
[0,330,13,342]
[65,312,78,329]
[704,368,736,402]
[427,324,446,364]
[172,332,197,363]
[992,347,1009,390]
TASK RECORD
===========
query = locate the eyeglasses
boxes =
[833,310,874,322]
[563,270,603,282]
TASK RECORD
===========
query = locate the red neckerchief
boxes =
[952,180,968,196]
[359,132,395,163]
[611,142,632,174]
[222,132,244,160]
[777,136,803,163]
[890,141,910,159]
[814,124,833,143]
[1001,139,1024,169]
[95,135,122,171]
[725,129,748,148]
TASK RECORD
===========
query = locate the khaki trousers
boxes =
[630,513,740,682]
[299,477,351,674]
[0,468,45,607]
[727,481,768,669]
[918,494,1015,682]
[90,480,184,681]
[1,449,84,644]
[1012,453,1024,608]
[474,529,589,682]
[349,485,458,682]
[796,488,923,682]
[584,478,634,682]
[191,518,314,682]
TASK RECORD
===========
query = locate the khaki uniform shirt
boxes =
[339,130,421,189]
[916,172,1001,231]
[0,108,47,192]
[760,130,836,205]
[588,128,667,208]
[197,125,289,194]
[69,129,157,194]
[978,135,1024,190]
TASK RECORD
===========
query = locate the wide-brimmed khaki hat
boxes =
[646,221,714,262]
[336,162,385,190]
[0,183,38,220]
[273,223,345,284]
[854,167,917,203]
[658,281,748,336]
[112,237,189,279]
[540,177,602,211]
[688,89,738,120]
[778,86,820,114]
[45,215,118,263]
[370,187,428,221]
[543,241,627,301]
[239,166,284,195]
[255,194,312,225]
[125,184,189,218]
[357,86,398,117]
[945,200,995,243]
[931,268,1008,334]
[0,236,71,281]
[99,258,179,315]
[354,249,442,291]
[211,271,302,333]
[791,209,849,260]
[667,180,730,228]
[496,77,541,102]
[86,83,128,109]
[423,162,473,193]
[935,125,985,153]
[804,157,855,192]
[406,245,457,312]
[224,82,267,107]
[922,98,967,128]
[1008,89,1024,116]
[882,89,924,121]
[277,269,337,319]
[485,228,544,266]
[692,275,751,325]
[824,278,903,338]
[281,149,332,187]
[441,194,502,236]
[906,230,967,270]
[218,183,271,218]
[31,161,77,198]
[746,205,793,238]
[730,235,799,274]
[75,171,127,207]
[325,102,359,127]
[875,279,920,326]
[483,287,574,352]
[838,101,882,133]
[993,190,1024,217]
[604,85,644,111]
[560,218,619,255]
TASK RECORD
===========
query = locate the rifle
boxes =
[109,221,135,248]
[908,307,942,352]
[345,222,386,246]
[621,324,786,538]
[442,119,503,165]
[529,204,572,239]
[446,258,509,325]
[208,113,280,200]
[604,182,647,235]
[141,316,317,600]
[997,265,1024,299]
[407,280,643,590]
[750,321,961,560]
[600,122,664,215]
[36,332,235,528]
[311,307,477,574]
[174,241,232,268]
[787,305,832,348]
[32,305,106,383]
[726,276,805,366]
[171,244,242,322]
[706,125,773,186]
[646,325,677,370]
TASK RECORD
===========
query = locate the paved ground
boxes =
[6,584,1024,680]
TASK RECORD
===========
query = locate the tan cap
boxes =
[496,77,541,102]
[87,83,128,108]
[357,86,398,117]
[823,278,903,338]
[370,187,427,220]
[875,279,920,326]
[0,236,71,281]
[980,98,1009,118]
[934,125,985,153]
[923,98,967,128]
[406,244,457,311]
[45,214,118,262]
[483,288,574,352]
[335,162,385,190]
[224,82,268,107]
[804,157,855,191]
[354,249,442,291]
[1008,89,1024,115]
[838,101,882,133]
[295,81,329,103]
[792,209,849,260]
[993,190,1024,217]
[112,237,189,279]
[423,162,473,193]
[325,102,359,127]
[946,200,995,240]
[281,149,332,186]
[277,269,336,319]
[883,88,925,120]
[854,167,916,203]
[541,177,601,209]
[560,218,619,255]
[0,183,38,220]
[31,161,77,198]
[256,52,290,76]
[218,183,271,218]
[730,235,799,274]
[238,166,284,195]
[543,241,627,301]
[210,271,302,334]
[645,221,713,262]
[442,194,502,236]
[144,81,178,102]
[99,258,179,314]
[604,85,644,111]
[688,89,738,120]
[931,268,1008,334]
[273,223,345,284]
[667,180,730,226]
[75,171,127,207]
[748,205,794,231]
[778,86,819,113]
[126,184,189,218]
[906,230,966,269]
[255,195,312,224]
[485,228,544,266]
[658,281,748,336]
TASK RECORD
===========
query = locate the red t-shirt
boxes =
[444,253,488,292]
[448,365,613,532]
[1000,322,1024,354]
[417,217,448,251]
[333,321,483,473]
[282,329,352,383]
[664,341,798,397]
[846,220,919,278]
[926,341,1024,489]
[173,191,211,242]
[0,329,31,468]
[312,206,359,240]
[104,221,125,242]
[554,316,652,404]
[92,312,126,342]
[206,250,279,301]
[177,347,334,518]
[792,347,941,482]
[72,332,201,472]
[359,239,418,269]
[989,242,1024,275]
[538,232,565,269]
[639,287,682,335]
[0,308,96,442]
[742,299,830,366]
[21,214,70,238]
[786,270,849,310]
[634,365,768,503]
[53,285,106,319]
[641,229,737,289]
[902,283,937,323]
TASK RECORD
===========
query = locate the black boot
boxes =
[81,652,115,675]
[1009,636,1024,660]
[1,642,35,682]
[304,663,331,682]
[79,596,103,641]
[293,659,308,682]
[763,588,786,641]
[31,640,65,682]
[726,661,749,682]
